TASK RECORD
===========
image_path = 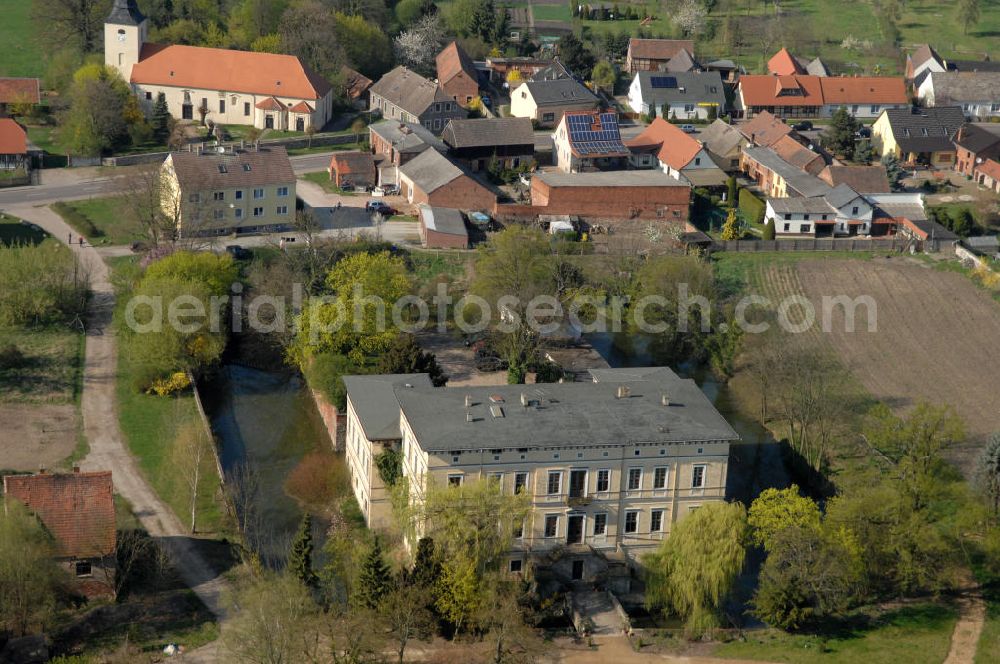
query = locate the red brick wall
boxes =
[422,224,469,248]
[442,73,479,107]
[416,175,497,210]
[506,178,690,222]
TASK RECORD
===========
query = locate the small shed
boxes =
[963,235,1000,259]
[328,151,376,189]
[419,205,468,249]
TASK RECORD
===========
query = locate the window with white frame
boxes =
[596,469,610,492]
[213,191,224,201]
[514,471,528,494]
[448,474,463,487]
[513,519,524,538]
[593,513,607,536]
[546,471,561,495]
[235,190,243,200]
[277,205,288,215]
[653,466,668,489]
[509,559,522,573]
[252,188,264,199]
[650,509,664,532]
[544,514,559,537]
[691,464,706,488]
[624,510,638,534]
[277,186,289,197]
[489,472,503,490]
[627,468,642,491]
[235,208,243,219]
[252,207,263,217]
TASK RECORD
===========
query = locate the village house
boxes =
[974,159,1000,193]
[441,117,535,172]
[159,144,296,236]
[552,111,630,173]
[105,0,333,131]
[818,164,892,193]
[625,38,696,74]
[953,123,1000,176]
[0,77,41,115]
[763,184,873,237]
[871,106,965,167]
[368,120,446,167]
[740,145,832,198]
[698,119,748,171]
[530,60,576,82]
[917,72,1000,119]
[369,66,467,134]
[767,47,830,77]
[735,74,908,119]
[341,66,373,109]
[509,78,600,128]
[0,118,30,174]
[737,110,797,147]
[345,366,738,579]
[418,205,469,249]
[626,70,726,120]
[496,170,690,225]
[485,56,554,84]
[627,118,727,188]
[906,44,1000,88]
[770,134,825,175]
[396,148,496,209]
[436,41,480,108]
[328,151,376,189]
[3,469,116,596]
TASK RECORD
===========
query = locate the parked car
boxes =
[481,94,492,108]
[475,347,508,372]
[225,244,251,260]
[366,200,395,215]
[792,120,813,131]
[680,124,697,133]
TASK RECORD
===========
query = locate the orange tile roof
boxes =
[771,134,823,172]
[341,66,373,100]
[768,48,804,76]
[288,100,314,113]
[819,76,908,105]
[0,77,40,104]
[738,74,823,107]
[255,96,284,111]
[3,471,115,558]
[436,41,476,86]
[131,43,331,100]
[738,111,793,147]
[0,118,27,154]
[976,158,1000,182]
[626,118,703,171]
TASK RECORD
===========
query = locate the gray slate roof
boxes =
[928,71,1000,103]
[420,205,467,236]
[956,123,1000,152]
[107,0,145,25]
[370,66,454,116]
[394,366,738,452]
[536,170,687,188]
[663,49,700,73]
[698,120,747,158]
[520,78,598,107]
[742,146,833,197]
[168,146,295,191]
[343,373,433,441]
[825,183,862,208]
[884,106,965,153]
[398,148,465,193]
[530,59,574,82]
[633,70,726,111]
[441,117,534,149]
[369,120,445,154]
[768,197,838,215]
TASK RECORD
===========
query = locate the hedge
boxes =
[738,188,765,226]
[51,201,102,238]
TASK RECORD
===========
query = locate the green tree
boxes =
[950,208,975,237]
[556,33,596,78]
[0,502,62,637]
[977,432,1000,513]
[144,250,239,296]
[408,537,442,589]
[823,107,861,161]
[222,573,324,663]
[151,92,171,143]
[748,485,821,552]
[726,176,738,208]
[762,219,776,240]
[62,64,136,156]
[477,572,547,663]
[590,60,616,93]
[334,12,394,78]
[958,0,981,35]
[356,537,393,609]
[376,333,448,386]
[380,581,435,664]
[289,514,319,588]
[882,153,904,191]
[720,207,742,240]
[660,101,670,119]
[644,501,748,636]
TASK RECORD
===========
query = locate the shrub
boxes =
[285,451,345,507]
[304,352,359,409]
[0,243,88,326]
[145,371,191,396]
[738,188,765,226]
[0,344,26,370]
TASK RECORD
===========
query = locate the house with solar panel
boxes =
[552,111,631,173]
[627,71,727,121]
[510,78,600,128]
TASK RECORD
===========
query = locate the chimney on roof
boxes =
[38,467,46,474]
[616,385,631,399]
[73,465,80,473]
[661,394,671,406]
[466,411,473,423]
[464,394,472,408]
[520,392,529,408]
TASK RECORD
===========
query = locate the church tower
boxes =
[104,0,148,82]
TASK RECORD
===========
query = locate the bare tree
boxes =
[31,0,105,53]
[119,161,180,246]
[394,14,446,76]
[379,583,435,664]
[172,418,216,534]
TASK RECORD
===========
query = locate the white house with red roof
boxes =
[626,118,727,187]
[104,0,333,132]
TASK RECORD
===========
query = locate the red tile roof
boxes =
[628,39,696,61]
[976,158,1000,182]
[0,77,41,105]
[3,471,115,558]
[0,118,27,154]
[820,77,908,105]
[341,66,373,101]
[436,41,477,86]
[255,96,284,111]
[768,48,804,76]
[771,134,823,173]
[288,100,314,113]
[627,118,703,171]
[739,74,908,108]
[738,111,794,147]
[131,43,331,99]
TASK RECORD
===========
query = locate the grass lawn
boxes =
[976,593,1000,664]
[51,197,145,245]
[0,0,43,78]
[532,4,573,21]
[0,212,47,246]
[408,251,470,283]
[301,170,345,194]
[0,326,84,405]
[714,603,958,664]
[287,141,366,156]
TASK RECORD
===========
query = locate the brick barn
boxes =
[397,149,496,209]
[418,205,469,248]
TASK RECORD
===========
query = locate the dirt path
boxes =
[944,577,987,664]
[7,203,231,620]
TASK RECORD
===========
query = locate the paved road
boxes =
[6,202,231,620]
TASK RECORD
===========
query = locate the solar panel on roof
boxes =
[650,76,678,89]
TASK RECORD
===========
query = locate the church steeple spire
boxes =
[107,0,146,26]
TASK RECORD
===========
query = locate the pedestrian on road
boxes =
[79,237,84,247]
[68,232,73,244]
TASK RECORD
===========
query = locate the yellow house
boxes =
[105,0,333,131]
[159,145,297,237]
[871,106,964,167]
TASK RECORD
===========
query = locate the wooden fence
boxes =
[710,237,917,253]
